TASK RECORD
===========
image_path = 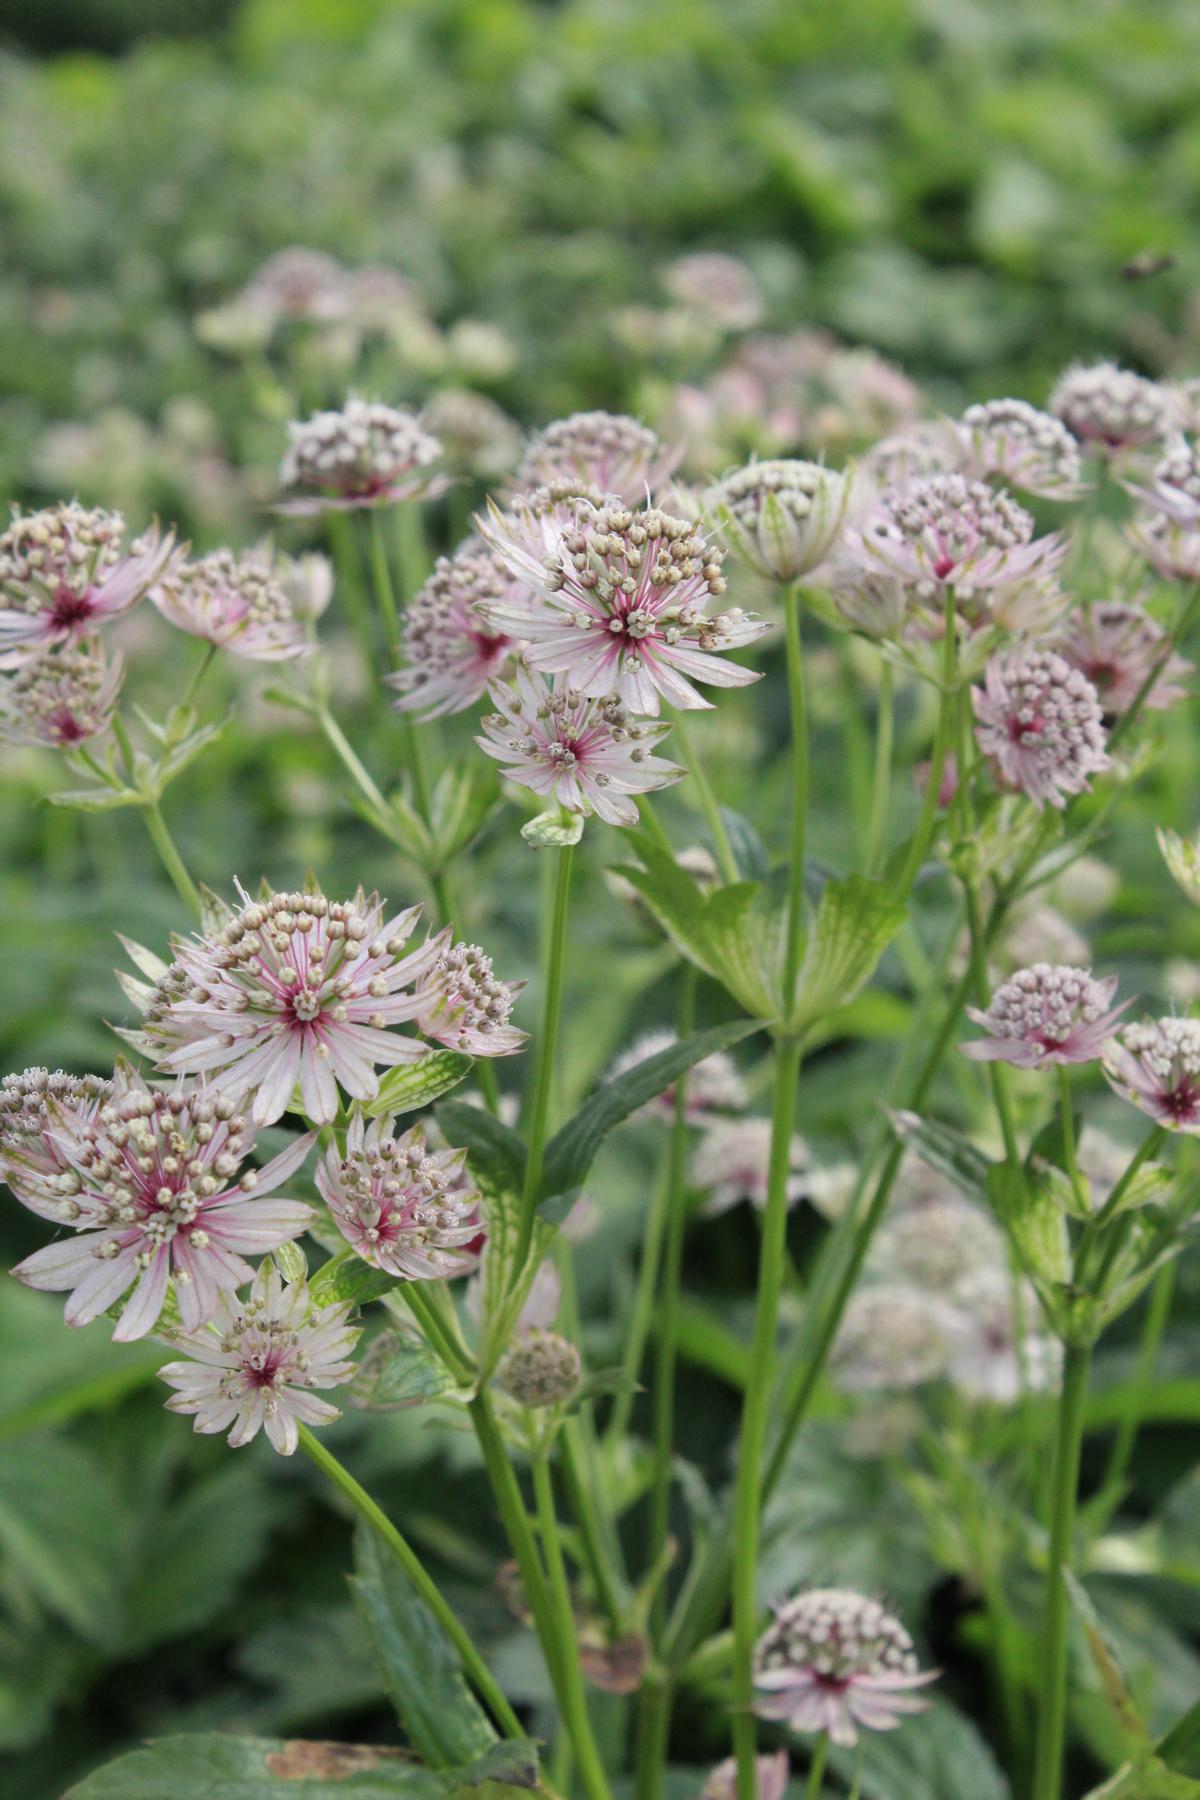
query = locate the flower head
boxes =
[660,253,763,332]
[944,1269,1061,1404]
[0,640,123,747]
[316,1115,480,1279]
[276,550,334,623]
[514,412,679,506]
[1057,600,1191,715]
[962,963,1127,1068]
[240,247,351,323]
[831,1284,953,1392]
[972,648,1109,810]
[388,544,518,719]
[1104,1017,1200,1132]
[709,459,850,582]
[1049,361,1177,454]
[0,1067,112,1214]
[131,885,449,1126]
[0,504,177,668]
[9,1065,315,1340]
[607,1029,748,1124]
[151,545,310,662]
[278,397,446,513]
[479,501,765,715]
[158,1262,359,1454]
[411,936,527,1057]
[870,1197,1005,1293]
[498,1329,582,1407]
[958,398,1086,500]
[861,421,964,491]
[477,663,683,827]
[1126,513,1200,584]
[1124,435,1200,527]
[691,1117,809,1216]
[754,1589,936,1746]
[422,389,520,480]
[700,1753,790,1800]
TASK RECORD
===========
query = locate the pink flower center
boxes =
[49,587,96,631]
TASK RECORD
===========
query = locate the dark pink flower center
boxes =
[49,587,96,630]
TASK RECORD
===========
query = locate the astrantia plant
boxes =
[0,502,177,666]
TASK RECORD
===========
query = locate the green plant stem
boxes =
[782,584,808,1007]
[531,1453,614,1800]
[633,1675,672,1800]
[865,655,895,873]
[672,713,738,885]
[327,507,379,677]
[514,843,575,1271]
[606,1136,672,1450]
[896,588,957,897]
[805,1735,829,1800]
[401,1281,475,1383]
[317,702,392,816]
[396,500,430,599]
[731,1033,803,1800]
[181,640,218,712]
[1090,1260,1175,1531]
[558,1420,627,1627]
[1030,1340,1092,1800]
[142,799,202,921]
[1156,1689,1200,1769]
[1057,1065,1088,1213]
[297,1425,523,1741]
[368,510,401,659]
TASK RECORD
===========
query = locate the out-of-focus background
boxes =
[3,4,1200,1796]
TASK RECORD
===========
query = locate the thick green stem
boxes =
[531,1454,614,1800]
[515,844,575,1270]
[297,1425,523,1741]
[782,586,808,1008]
[865,655,895,874]
[142,799,202,921]
[731,1034,803,1800]
[1030,1341,1092,1800]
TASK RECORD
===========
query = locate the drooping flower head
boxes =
[1124,435,1200,527]
[972,648,1109,810]
[0,640,123,747]
[477,663,683,827]
[754,1589,936,1746]
[479,501,765,715]
[150,545,311,663]
[1049,361,1177,455]
[962,963,1127,1068]
[0,1067,112,1210]
[1126,513,1200,584]
[315,1115,480,1279]
[412,936,527,1057]
[958,398,1086,501]
[1057,600,1191,715]
[831,1284,953,1393]
[388,543,518,719]
[422,388,520,480]
[9,1065,315,1340]
[1104,1018,1200,1132]
[513,412,679,506]
[660,252,764,332]
[158,1262,359,1455]
[709,459,850,583]
[691,1116,809,1216]
[0,504,177,668]
[278,397,446,512]
[607,1029,748,1124]
[130,886,450,1126]
[944,1269,1061,1405]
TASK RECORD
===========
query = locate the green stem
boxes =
[1030,1341,1092,1800]
[896,587,958,897]
[1057,1065,1088,1213]
[402,1281,475,1384]
[531,1454,614,1800]
[298,1425,523,1741]
[782,585,809,1008]
[558,1420,627,1627]
[368,511,401,660]
[672,713,738,885]
[327,508,379,680]
[1090,1260,1175,1531]
[181,640,218,712]
[317,703,392,818]
[396,500,430,599]
[515,843,575,1270]
[633,1675,672,1800]
[865,656,895,874]
[142,799,202,921]
[605,1136,672,1449]
[804,1735,829,1800]
[731,1034,803,1800]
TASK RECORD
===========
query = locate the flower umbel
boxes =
[315,1115,481,1279]
[754,1589,936,1746]
[0,504,177,668]
[1104,1018,1200,1132]
[958,398,1086,501]
[278,397,446,512]
[972,648,1109,810]
[150,545,311,662]
[412,936,527,1056]
[388,543,517,719]
[710,458,850,583]
[1049,361,1176,454]
[158,1262,359,1455]
[0,1067,112,1212]
[513,411,679,506]
[962,963,1127,1068]
[692,1116,809,1216]
[0,640,123,747]
[1057,601,1192,715]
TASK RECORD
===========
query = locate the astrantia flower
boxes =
[0,504,178,668]
[411,936,527,1057]
[700,1752,790,1800]
[10,1067,315,1340]
[278,397,446,513]
[945,1269,1061,1405]
[691,1117,809,1216]
[240,247,351,323]
[480,501,765,715]
[158,1262,359,1454]
[972,648,1109,810]
[709,459,850,583]
[150,545,310,662]
[831,1284,953,1392]
[315,1116,480,1279]
[843,476,1066,625]
[1049,361,1177,454]
[958,398,1086,501]
[754,1589,936,1746]
[477,663,683,827]
[480,479,607,570]
[660,252,763,332]
[388,544,517,719]
[276,550,334,623]
[422,388,520,480]
[1001,902,1090,974]
[132,886,447,1126]
[1124,436,1200,526]
[1126,513,1200,584]
[0,640,123,747]
[607,1029,748,1123]
[513,412,679,506]
[861,421,964,492]
[1057,600,1191,715]
[0,1067,112,1214]
[962,963,1127,1068]
[1104,1018,1200,1131]
[870,1198,1005,1294]
[499,1329,582,1408]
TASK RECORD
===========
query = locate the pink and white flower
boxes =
[1056,600,1191,715]
[700,1752,790,1800]
[691,1117,809,1216]
[0,504,178,668]
[660,252,763,333]
[0,1067,112,1215]
[607,1029,748,1123]
[479,501,766,715]
[477,663,684,827]
[1049,361,1177,455]
[388,543,518,719]
[972,648,1109,810]
[962,964,1128,1068]
[315,1116,481,1279]
[513,412,680,506]
[1124,435,1200,526]
[150,544,311,662]
[1127,513,1200,584]
[277,397,447,513]
[411,936,527,1057]
[958,398,1086,501]
[754,1589,937,1747]
[709,459,850,583]
[0,640,123,747]
[9,1066,315,1340]
[1104,1017,1200,1132]
[158,1262,359,1455]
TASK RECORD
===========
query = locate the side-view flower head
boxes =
[316,1115,481,1279]
[709,458,850,583]
[962,963,1128,1068]
[1104,1017,1200,1132]
[278,396,447,513]
[1057,599,1192,715]
[513,411,680,506]
[958,398,1086,501]
[754,1588,937,1746]
[0,503,178,667]
[388,541,518,719]
[0,639,124,747]
[150,543,311,662]
[1049,361,1177,455]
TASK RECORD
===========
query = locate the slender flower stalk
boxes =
[514,843,575,1271]
[142,798,203,922]
[1030,1341,1092,1800]
[782,586,808,1008]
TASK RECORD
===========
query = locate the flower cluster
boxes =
[754,1589,936,1746]
[1049,361,1176,454]
[660,252,763,332]
[972,648,1109,810]
[278,397,445,512]
[709,459,849,583]
[150,544,310,663]
[1126,436,1200,527]
[0,639,124,748]
[513,411,678,505]
[0,1067,112,1202]
[1104,1018,1200,1132]
[0,503,177,668]
[958,398,1086,501]
[316,1116,480,1279]
[691,1116,810,1216]
[962,963,1127,1068]
[389,543,518,719]
[1057,600,1192,715]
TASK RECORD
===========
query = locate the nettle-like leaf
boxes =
[787,872,907,1034]
[1158,827,1200,907]
[891,1110,993,1203]
[363,1052,475,1120]
[61,1732,450,1798]
[987,1160,1070,1290]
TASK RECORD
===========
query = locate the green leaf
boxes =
[309,1250,408,1310]
[891,1109,993,1203]
[158,711,232,786]
[988,1159,1070,1289]
[0,1438,131,1644]
[46,784,142,813]
[449,1742,540,1791]
[788,872,907,1034]
[364,1053,475,1120]
[1065,1568,1151,1751]
[350,1524,497,1771]
[520,810,584,848]
[1084,1761,1200,1798]
[62,1732,449,1798]
[363,1334,453,1408]
[540,1018,761,1200]
[435,1103,526,1203]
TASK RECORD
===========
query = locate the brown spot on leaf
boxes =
[579,1632,648,1694]
[265,1740,414,1781]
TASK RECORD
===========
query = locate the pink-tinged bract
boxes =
[513,411,680,506]
[754,1588,936,1747]
[1104,1017,1200,1132]
[277,396,447,513]
[972,648,1109,811]
[158,1262,359,1455]
[388,543,518,719]
[0,504,178,668]
[477,663,684,828]
[150,544,311,662]
[315,1115,481,1279]
[0,639,123,747]
[1057,600,1192,715]
[9,1065,315,1340]
[962,963,1128,1069]
[709,458,850,583]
